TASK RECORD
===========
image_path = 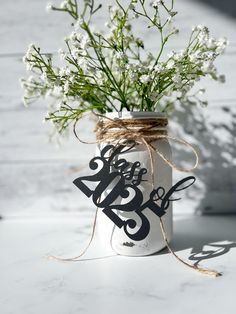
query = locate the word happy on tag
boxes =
[73,141,195,241]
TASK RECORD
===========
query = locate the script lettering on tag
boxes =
[73,141,195,241]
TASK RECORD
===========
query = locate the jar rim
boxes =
[104,111,167,120]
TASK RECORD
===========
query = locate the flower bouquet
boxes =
[21,0,227,132]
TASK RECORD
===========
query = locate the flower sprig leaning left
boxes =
[21,0,108,134]
[21,0,228,135]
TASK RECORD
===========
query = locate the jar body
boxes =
[96,112,173,256]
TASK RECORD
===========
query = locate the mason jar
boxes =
[95,111,173,256]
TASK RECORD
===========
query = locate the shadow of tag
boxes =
[168,215,236,265]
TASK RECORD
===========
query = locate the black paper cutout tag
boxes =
[73,141,195,241]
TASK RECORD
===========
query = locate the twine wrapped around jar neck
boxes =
[94,115,199,174]
[95,117,168,143]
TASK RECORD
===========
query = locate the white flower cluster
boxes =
[46,0,71,11]
[22,0,228,133]
[152,0,162,9]
[46,3,53,12]
[22,44,35,70]
[60,0,70,9]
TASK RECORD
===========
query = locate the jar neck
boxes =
[96,113,168,142]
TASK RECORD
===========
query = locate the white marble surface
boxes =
[1,214,236,314]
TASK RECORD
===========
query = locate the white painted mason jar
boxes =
[95,112,173,256]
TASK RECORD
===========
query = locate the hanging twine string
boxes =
[49,113,221,277]
[48,208,99,262]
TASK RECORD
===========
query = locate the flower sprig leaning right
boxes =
[21,0,228,134]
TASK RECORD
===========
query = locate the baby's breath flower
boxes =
[58,48,66,60]
[140,74,152,84]
[25,43,34,59]
[77,56,88,70]
[166,59,175,69]
[69,31,77,41]
[169,11,178,17]
[63,81,70,94]
[74,18,84,31]
[189,51,200,62]
[52,86,63,96]
[152,0,162,9]
[167,51,175,59]
[109,6,123,20]
[115,51,127,61]
[41,72,48,81]
[46,3,53,12]
[173,50,185,61]
[216,37,228,54]
[207,38,217,49]
[153,64,163,73]
[172,73,182,87]
[202,61,214,73]
[80,35,90,50]
[60,0,69,9]
[198,88,206,95]
[193,25,208,32]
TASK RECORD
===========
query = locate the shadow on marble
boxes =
[170,103,236,214]
[162,215,236,266]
